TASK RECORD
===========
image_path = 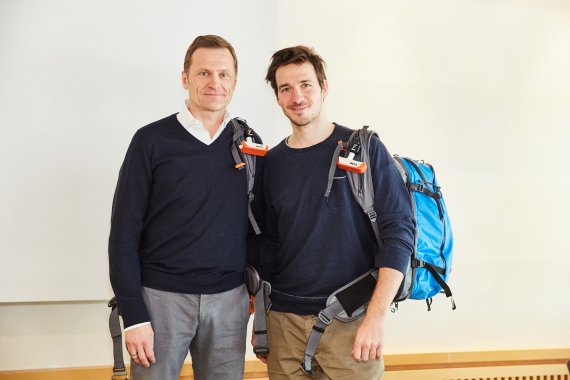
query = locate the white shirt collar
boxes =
[176,100,232,145]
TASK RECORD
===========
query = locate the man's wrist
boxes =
[124,321,151,332]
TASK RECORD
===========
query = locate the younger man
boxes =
[260,46,415,379]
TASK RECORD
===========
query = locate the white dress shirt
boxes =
[176,99,232,145]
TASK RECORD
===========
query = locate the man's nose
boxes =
[208,75,221,88]
[291,87,304,102]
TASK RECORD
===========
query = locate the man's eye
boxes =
[220,72,230,79]
[280,87,290,93]
[199,71,209,77]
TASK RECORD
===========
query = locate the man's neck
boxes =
[287,119,335,149]
[188,105,226,138]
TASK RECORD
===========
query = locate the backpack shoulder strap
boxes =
[230,118,261,235]
[351,127,382,250]
[326,126,382,247]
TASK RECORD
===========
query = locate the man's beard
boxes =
[284,103,321,128]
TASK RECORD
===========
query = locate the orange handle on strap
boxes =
[249,294,255,315]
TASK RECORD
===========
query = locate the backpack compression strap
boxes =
[230,118,261,235]
[403,158,444,219]
[420,261,456,310]
[108,297,128,379]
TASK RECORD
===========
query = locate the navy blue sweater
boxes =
[109,114,260,328]
[262,124,415,315]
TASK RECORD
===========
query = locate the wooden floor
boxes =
[0,349,568,380]
[178,360,268,379]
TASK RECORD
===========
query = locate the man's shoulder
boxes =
[136,113,179,138]
[332,123,360,142]
[265,139,287,160]
[337,124,385,152]
[333,124,390,167]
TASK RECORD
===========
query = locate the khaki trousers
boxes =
[266,311,384,380]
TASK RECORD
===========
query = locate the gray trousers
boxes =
[131,284,250,380]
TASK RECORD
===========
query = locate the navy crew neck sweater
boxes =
[262,123,415,316]
[109,114,253,328]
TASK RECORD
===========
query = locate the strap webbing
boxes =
[324,142,345,198]
[247,195,260,235]
[301,301,345,374]
[422,263,456,310]
[409,183,444,220]
[108,298,128,379]
[414,259,445,275]
[366,209,382,252]
[253,281,271,355]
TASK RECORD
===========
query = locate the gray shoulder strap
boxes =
[230,118,261,235]
[345,127,382,247]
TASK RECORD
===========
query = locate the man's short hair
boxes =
[265,46,327,96]
[183,35,238,75]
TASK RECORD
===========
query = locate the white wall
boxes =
[275,0,570,353]
[0,0,276,370]
[1,0,569,372]
[0,0,277,303]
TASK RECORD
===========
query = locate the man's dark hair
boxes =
[265,46,327,96]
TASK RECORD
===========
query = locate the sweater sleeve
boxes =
[369,136,416,274]
[108,130,152,328]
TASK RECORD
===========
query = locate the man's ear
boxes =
[181,71,189,90]
[321,79,329,99]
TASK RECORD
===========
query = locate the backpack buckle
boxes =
[111,367,128,379]
[367,210,377,223]
[300,362,312,375]
[318,311,333,325]
[415,259,425,268]
[254,346,269,355]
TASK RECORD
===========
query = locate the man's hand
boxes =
[351,314,385,361]
[250,322,268,364]
[125,324,156,367]
[351,267,403,362]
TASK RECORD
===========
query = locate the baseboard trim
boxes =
[383,348,570,371]
[0,348,568,379]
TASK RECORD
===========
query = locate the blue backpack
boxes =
[330,126,455,311]
[391,155,455,310]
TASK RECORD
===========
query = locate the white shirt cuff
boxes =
[124,321,151,331]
